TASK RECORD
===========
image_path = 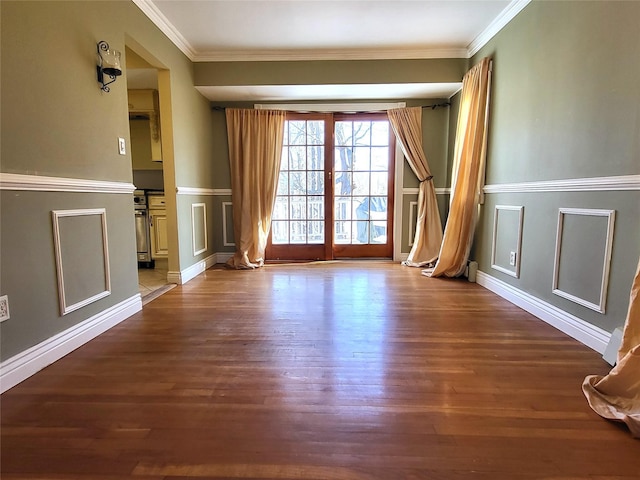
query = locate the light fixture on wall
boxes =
[96,41,122,92]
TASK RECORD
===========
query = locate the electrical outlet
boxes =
[0,295,10,322]
[509,251,517,266]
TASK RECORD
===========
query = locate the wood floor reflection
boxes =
[2,261,638,479]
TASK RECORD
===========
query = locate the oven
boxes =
[133,190,154,268]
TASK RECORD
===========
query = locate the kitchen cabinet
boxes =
[148,194,168,259]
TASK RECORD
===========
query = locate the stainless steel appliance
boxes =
[133,190,154,268]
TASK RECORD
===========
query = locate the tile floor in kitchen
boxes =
[138,258,174,302]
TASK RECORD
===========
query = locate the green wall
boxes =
[195,58,468,88]
[0,0,216,361]
[471,0,640,334]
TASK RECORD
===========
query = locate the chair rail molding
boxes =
[176,187,232,196]
[483,174,640,194]
[0,173,136,194]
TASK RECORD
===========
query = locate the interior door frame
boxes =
[257,102,406,262]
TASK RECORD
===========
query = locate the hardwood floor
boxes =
[2,262,638,479]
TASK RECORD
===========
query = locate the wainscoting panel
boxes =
[408,201,418,247]
[222,201,235,247]
[491,205,524,278]
[191,203,207,256]
[51,209,111,315]
[552,208,615,313]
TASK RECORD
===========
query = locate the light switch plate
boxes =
[118,137,126,155]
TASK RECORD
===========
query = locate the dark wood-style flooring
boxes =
[2,261,638,479]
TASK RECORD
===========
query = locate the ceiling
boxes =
[130,0,529,101]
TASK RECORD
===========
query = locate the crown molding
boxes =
[131,0,196,60]
[0,173,136,194]
[192,47,468,63]
[467,0,532,57]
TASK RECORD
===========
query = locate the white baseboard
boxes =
[0,295,142,393]
[476,270,611,354]
[167,253,219,285]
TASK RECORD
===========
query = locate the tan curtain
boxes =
[583,257,640,438]
[387,107,443,266]
[225,108,285,269]
[426,57,492,278]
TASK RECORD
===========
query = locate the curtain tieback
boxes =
[421,176,434,182]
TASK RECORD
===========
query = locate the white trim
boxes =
[467,0,532,57]
[408,201,418,247]
[194,47,468,63]
[552,208,615,314]
[255,102,406,113]
[51,209,111,316]
[476,271,611,354]
[191,203,208,256]
[490,205,524,279]
[403,187,450,195]
[0,173,136,194]
[0,295,141,393]
[483,174,640,194]
[176,186,232,196]
[392,140,405,262]
[131,0,196,60]
[222,201,235,247]
[167,254,217,285]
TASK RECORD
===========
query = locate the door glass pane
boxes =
[289,146,306,170]
[277,172,289,195]
[290,220,306,243]
[307,221,324,244]
[335,122,352,146]
[371,172,388,195]
[290,172,306,195]
[334,196,351,221]
[371,122,389,145]
[272,220,288,243]
[334,172,352,197]
[352,172,370,196]
[273,119,326,245]
[333,119,392,247]
[307,196,324,219]
[307,121,324,145]
[353,122,371,145]
[353,147,371,171]
[273,197,288,220]
[334,220,350,244]
[353,221,369,243]
[371,147,389,170]
[289,121,305,145]
[307,170,324,195]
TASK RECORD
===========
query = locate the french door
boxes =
[267,112,395,261]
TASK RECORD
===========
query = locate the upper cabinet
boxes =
[128,89,162,163]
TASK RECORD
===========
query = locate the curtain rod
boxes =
[211,102,450,112]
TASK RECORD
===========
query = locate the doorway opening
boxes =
[125,45,173,301]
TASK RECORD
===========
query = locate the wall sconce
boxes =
[96,41,122,92]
